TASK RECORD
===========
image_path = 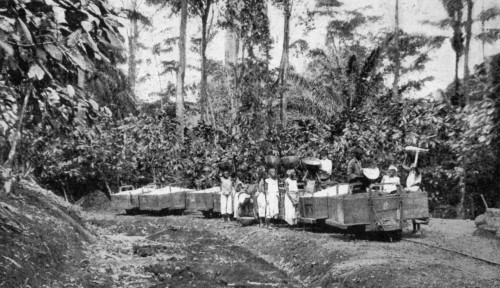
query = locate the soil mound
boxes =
[79,190,110,211]
[0,183,91,287]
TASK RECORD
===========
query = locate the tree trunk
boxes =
[200,0,212,123]
[453,9,463,105]
[279,0,291,128]
[3,86,32,194]
[481,0,485,62]
[128,4,139,94]
[224,25,238,133]
[392,0,400,99]
[176,0,188,139]
[463,0,473,105]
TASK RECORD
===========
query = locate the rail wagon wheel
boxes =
[202,211,212,218]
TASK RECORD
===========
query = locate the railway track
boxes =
[402,238,500,266]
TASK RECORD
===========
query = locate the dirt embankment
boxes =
[83,212,500,288]
[2,185,500,288]
[0,183,93,288]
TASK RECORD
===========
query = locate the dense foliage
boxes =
[1,0,499,219]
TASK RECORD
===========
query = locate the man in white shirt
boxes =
[319,150,332,181]
[381,165,401,193]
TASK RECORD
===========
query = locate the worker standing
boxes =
[220,170,233,222]
[319,150,333,181]
[347,147,364,182]
[264,168,280,229]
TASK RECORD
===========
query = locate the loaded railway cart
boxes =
[185,187,221,218]
[137,186,195,214]
[298,182,429,240]
[111,184,156,214]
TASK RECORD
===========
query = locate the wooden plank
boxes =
[185,192,197,211]
[298,196,328,219]
[402,191,429,219]
[171,191,187,210]
[110,194,132,210]
[342,194,370,225]
[138,194,159,211]
[213,193,221,213]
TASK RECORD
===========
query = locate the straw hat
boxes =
[388,165,398,172]
[286,169,296,176]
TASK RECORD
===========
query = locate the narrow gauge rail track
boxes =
[402,238,500,266]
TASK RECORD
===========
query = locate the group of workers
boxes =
[217,147,423,230]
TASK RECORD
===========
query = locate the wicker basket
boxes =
[302,157,321,170]
[218,161,232,171]
[281,156,300,169]
[265,155,281,168]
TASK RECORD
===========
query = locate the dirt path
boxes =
[73,212,500,288]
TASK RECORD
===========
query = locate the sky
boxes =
[113,0,500,103]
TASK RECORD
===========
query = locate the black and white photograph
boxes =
[1,0,500,287]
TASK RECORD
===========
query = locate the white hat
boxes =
[388,165,398,172]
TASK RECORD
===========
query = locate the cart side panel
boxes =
[327,196,344,223]
[299,196,328,219]
[138,194,159,211]
[130,194,141,208]
[186,192,197,211]
[156,193,171,210]
[195,192,214,211]
[371,196,401,221]
[111,194,132,210]
[402,192,429,219]
[213,193,221,213]
[342,194,370,225]
[155,192,185,210]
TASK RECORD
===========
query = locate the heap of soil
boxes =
[79,190,110,211]
[0,183,89,287]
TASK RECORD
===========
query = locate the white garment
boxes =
[256,192,266,217]
[265,178,279,219]
[220,194,233,215]
[285,178,298,193]
[381,175,400,192]
[284,193,298,225]
[266,193,279,219]
[320,159,333,175]
[406,171,422,189]
[220,177,232,195]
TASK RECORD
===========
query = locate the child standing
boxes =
[220,170,233,222]
[381,165,401,193]
[265,168,279,229]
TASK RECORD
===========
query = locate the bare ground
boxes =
[72,211,500,288]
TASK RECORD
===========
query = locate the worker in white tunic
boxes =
[284,169,299,225]
[233,172,245,219]
[220,170,233,222]
[256,171,267,227]
[381,165,401,193]
[318,150,333,181]
[264,168,279,229]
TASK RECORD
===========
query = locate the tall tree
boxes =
[128,0,140,94]
[177,0,188,139]
[279,0,291,127]
[463,0,473,105]
[189,0,215,123]
[392,0,400,99]
[441,0,464,106]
